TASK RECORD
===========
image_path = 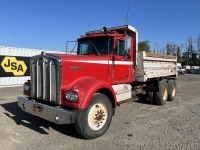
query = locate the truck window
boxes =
[77,37,113,55]
[115,40,125,56]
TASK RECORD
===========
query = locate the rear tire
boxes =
[147,91,156,104]
[168,80,177,101]
[74,93,113,139]
[155,80,168,105]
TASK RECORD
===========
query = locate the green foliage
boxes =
[177,47,182,63]
[143,35,200,66]
[166,43,177,55]
[138,40,151,52]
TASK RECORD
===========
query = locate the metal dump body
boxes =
[135,51,177,82]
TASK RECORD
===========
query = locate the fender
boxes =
[60,76,117,109]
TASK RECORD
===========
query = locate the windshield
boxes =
[77,37,113,55]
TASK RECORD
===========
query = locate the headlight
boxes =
[23,83,30,92]
[65,91,78,102]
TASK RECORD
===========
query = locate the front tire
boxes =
[75,93,113,139]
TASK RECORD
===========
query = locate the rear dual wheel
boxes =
[168,80,177,101]
[155,80,168,105]
[147,91,155,104]
[154,79,177,105]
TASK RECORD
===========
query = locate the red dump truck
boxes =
[18,25,177,139]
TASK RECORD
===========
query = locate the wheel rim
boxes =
[171,85,176,97]
[163,87,168,101]
[88,103,108,131]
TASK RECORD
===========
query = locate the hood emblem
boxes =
[70,66,82,70]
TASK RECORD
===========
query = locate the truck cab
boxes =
[74,25,137,84]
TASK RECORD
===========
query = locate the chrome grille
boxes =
[30,53,61,104]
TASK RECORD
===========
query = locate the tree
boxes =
[197,35,200,65]
[191,52,198,65]
[138,40,151,52]
[138,36,200,66]
[197,36,200,56]
[177,46,182,63]
[165,42,178,55]
[186,37,196,65]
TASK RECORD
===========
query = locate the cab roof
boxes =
[85,25,138,39]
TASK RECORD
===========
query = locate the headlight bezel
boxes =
[23,83,31,92]
[65,91,78,102]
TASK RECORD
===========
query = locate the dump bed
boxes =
[134,51,177,82]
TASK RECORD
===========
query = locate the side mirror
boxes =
[115,37,131,60]
[123,37,131,60]
[124,37,131,52]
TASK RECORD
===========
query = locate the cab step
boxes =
[112,84,138,104]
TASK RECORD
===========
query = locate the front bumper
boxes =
[17,96,76,124]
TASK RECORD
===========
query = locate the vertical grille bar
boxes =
[36,60,39,98]
[43,60,46,99]
[36,59,43,98]
[50,61,58,103]
[49,61,52,101]
[31,60,37,97]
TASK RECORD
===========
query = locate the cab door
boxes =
[112,37,132,83]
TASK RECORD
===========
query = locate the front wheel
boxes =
[75,93,113,139]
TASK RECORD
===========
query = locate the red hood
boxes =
[47,53,110,87]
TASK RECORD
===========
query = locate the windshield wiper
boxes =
[90,41,100,56]
[70,42,77,54]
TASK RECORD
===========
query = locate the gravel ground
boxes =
[0,74,199,150]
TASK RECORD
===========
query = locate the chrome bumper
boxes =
[17,96,76,124]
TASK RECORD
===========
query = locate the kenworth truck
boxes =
[18,25,177,139]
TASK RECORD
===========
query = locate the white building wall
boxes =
[0,46,65,88]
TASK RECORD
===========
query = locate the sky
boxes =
[0,0,200,52]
